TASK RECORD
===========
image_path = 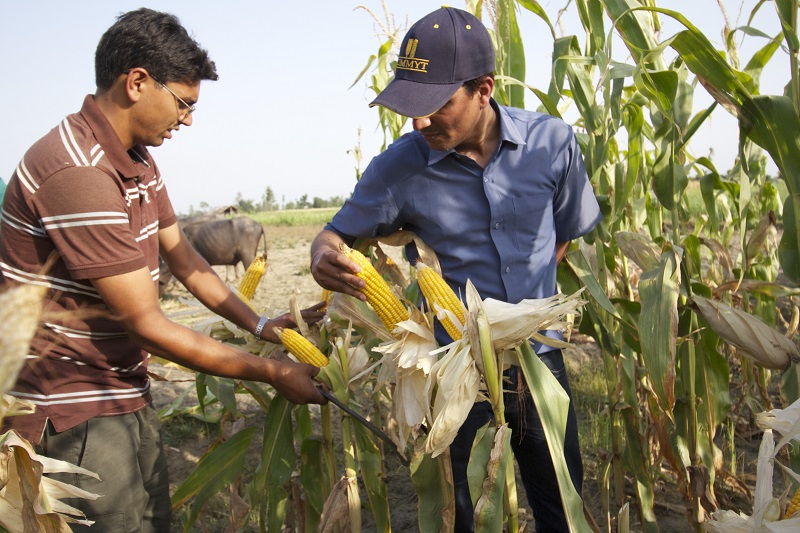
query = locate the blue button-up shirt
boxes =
[328,100,602,350]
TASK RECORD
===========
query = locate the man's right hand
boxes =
[309,230,368,301]
[270,360,328,405]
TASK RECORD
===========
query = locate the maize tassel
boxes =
[787,486,800,518]
[238,253,268,301]
[416,262,465,340]
[341,244,409,334]
[275,327,328,367]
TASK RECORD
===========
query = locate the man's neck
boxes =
[455,104,500,169]
[94,90,135,150]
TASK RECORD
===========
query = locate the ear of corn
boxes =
[341,244,409,334]
[275,327,328,367]
[416,262,465,340]
[787,486,800,518]
[320,287,333,310]
[238,253,268,301]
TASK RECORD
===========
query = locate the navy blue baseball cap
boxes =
[369,7,495,118]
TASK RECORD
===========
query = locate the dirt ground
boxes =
[151,224,758,532]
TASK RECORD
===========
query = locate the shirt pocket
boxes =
[511,194,554,253]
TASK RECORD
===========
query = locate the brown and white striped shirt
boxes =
[0,95,177,443]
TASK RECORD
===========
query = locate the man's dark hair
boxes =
[462,73,495,95]
[95,8,218,90]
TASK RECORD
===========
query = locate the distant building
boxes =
[215,205,239,216]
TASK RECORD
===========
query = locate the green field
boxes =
[249,207,339,227]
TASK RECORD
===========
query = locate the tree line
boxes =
[186,186,347,215]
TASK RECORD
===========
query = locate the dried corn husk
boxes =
[373,316,439,445]
[705,401,800,531]
[318,476,359,533]
[0,284,45,405]
[423,338,481,457]
[1,430,100,532]
[693,296,800,370]
[465,281,585,352]
[756,399,800,455]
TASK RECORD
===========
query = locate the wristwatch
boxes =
[254,315,270,339]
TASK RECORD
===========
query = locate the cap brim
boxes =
[369,78,463,118]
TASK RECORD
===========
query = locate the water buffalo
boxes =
[159,216,267,295]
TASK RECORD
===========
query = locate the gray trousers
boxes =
[37,406,171,532]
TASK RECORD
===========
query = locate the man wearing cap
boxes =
[310,6,601,532]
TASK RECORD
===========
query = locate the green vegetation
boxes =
[249,207,338,227]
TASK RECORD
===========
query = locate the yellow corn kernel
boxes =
[342,244,409,334]
[320,287,333,310]
[275,327,328,367]
[787,486,800,518]
[238,253,268,301]
[416,262,465,340]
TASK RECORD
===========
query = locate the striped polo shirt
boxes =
[0,95,177,443]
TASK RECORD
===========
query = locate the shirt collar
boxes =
[425,98,527,166]
[79,94,142,180]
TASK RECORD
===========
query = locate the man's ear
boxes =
[124,68,149,103]
[479,76,494,106]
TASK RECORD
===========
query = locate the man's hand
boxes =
[270,360,328,404]
[310,230,367,301]
[259,302,327,344]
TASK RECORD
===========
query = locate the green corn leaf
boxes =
[410,448,455,533]
[638,246,680,417]
[171,426,256,518]
[620,409,659,532]
[516,342,592,532]
[252,395,295,532]
[199,374,239,417]
[240,380,273,412]
[549,36,580,102]
[495,75,562,118]
[781,195,800,282]
[352,420,392,533]
[493,0,526,109]
[468,423,512,531]
[601,0,666,70]
[566,249,622,319]
[300,436,328,533]
[517,0,556,38]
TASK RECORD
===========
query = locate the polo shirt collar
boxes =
[426,98,527,166]
[79,95,141,180]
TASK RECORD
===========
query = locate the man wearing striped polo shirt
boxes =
[0,9,326,531]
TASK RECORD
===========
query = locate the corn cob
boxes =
[787,486,800,518]
[416,262,465,340]
[341,244,409,334]
[238,253,268,301]
[320,287,333,310]
[275,327,328,367]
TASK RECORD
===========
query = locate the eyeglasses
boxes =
[150,74,196,118]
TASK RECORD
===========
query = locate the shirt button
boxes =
[505,267,511,273]
[483,177,488,183]
[494,223,500,229]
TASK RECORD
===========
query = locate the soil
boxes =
[151,224,763,532]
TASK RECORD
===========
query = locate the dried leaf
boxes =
[423,339,481,457]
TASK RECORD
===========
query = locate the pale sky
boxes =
[0,1,788,214]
